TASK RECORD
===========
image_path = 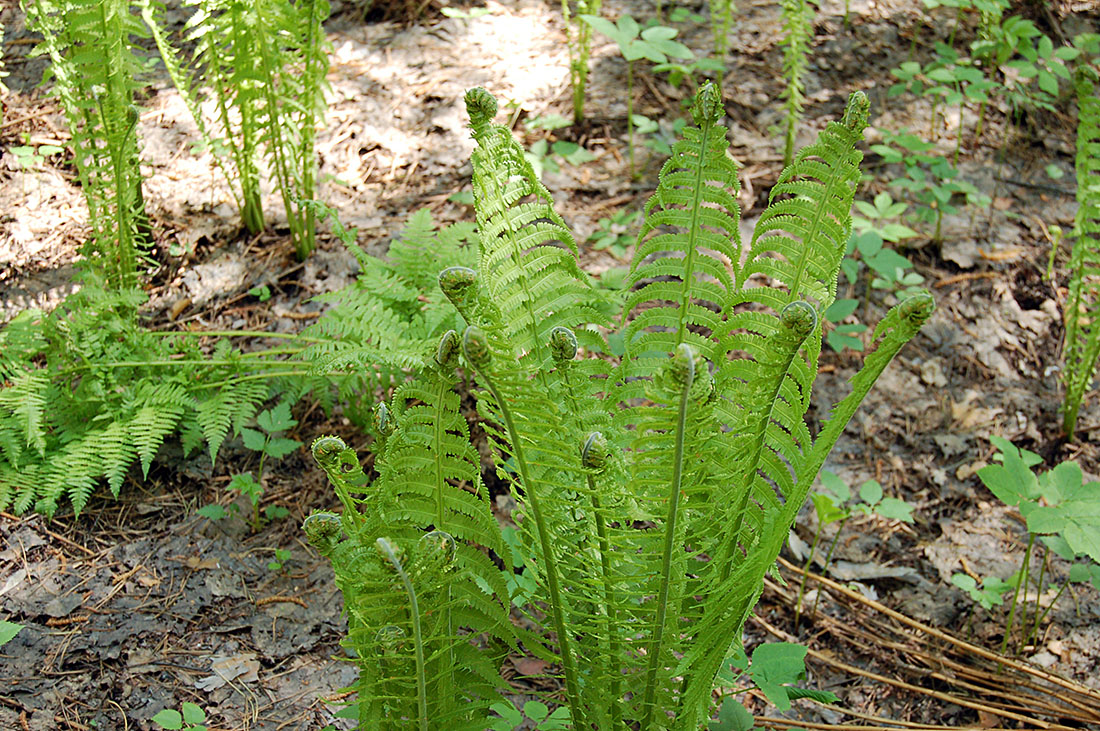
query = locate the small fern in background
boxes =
[143,0,331,257]
[25,0,152,288]
[1062,65,1100,438]
[780,0,815,167]
[307,84,933,729]
[561,0,601,125]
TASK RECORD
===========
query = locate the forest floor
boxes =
[2,0,1100,728]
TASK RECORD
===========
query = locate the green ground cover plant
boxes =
[0,205,480,517]
[304,83,933,730]
[973,437,1100,654]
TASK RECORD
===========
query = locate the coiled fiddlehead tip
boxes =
[462,326,492,370]
[439,266,478,309]
[842,91,871,134]
[375,624,406,652]
[417,530,456,570]
[898,291,935,324]
[302,511,342,554]
[692,81,723,125]
[668,343,698,386]
[435,329,461,370]
[549,326,578,363]
[464,87,498,126]
[581,431,610,472]
[311,435,348,464]
[373,402,394,438]
[781,300,819,338]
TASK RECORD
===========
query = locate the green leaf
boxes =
[0,620,23,647]
[824,299,859,322]
[859,479,883,506]
[488,701,523,730]
[257,401,297,434]
[181,703,205,725]
[579,15,629,46]
[524,700,549,722]
[263,437,302,459]
[819,470,851,503]
[241,428,268,452]
[197,504,227,520]
[875,496,914,523]
[709,698,754,731]
[152,710,183,730]
[749,643,809,711]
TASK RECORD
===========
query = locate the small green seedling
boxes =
[951,572,1017,610]
[9,134,64,171]
[152,702,207,731]
[488,699,571,730]
[198,402,301,531]
[795,471,914,622]
[248,285,272,302]
[579,13,693,177]
[587,209,642,260]
[268,547,293,572]
[975,437,1100,653]
[0,620,23,648]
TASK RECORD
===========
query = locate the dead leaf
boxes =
[511,655,549,676]
[195,653,260,691]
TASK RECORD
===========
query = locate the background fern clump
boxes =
[1061,66,1100,438]
[25,0,153,288]
[306,82,933,730]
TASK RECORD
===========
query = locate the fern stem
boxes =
[809,516,847,619]
[472,365,589,730]
[148,330,326,343]
[1002,532,1034,657]
[376,537,429,731]
[640,346,695,731]
[587,469,624,728]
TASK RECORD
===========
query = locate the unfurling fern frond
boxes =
[1062,66,1100,438]
[306,333,511,729]
[622,82,742,382]
[464,88,605,367]
[26,0,151,288]
[780,0,815,167]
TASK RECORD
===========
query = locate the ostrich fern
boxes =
[1063,66,1100,438]
[308,83,932,730]
[25,0,151,288]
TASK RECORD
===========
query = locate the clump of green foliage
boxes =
[969,437,1100,654]
[141,0,331,258]
[25,0,152,288]
[1061,67,1100,438]
[561,0,602,125]
[305,83,933,730]
[0,203,482,518]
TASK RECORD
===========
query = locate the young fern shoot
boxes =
[1062,66,1100,438]
[780,0,816,167]
[307,83,932,730]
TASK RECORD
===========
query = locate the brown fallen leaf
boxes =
[511,655,549,676]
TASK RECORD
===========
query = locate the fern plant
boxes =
[142,0,331,257]
[561,0,601,125]
[0,202,491,517]
[780,0,815,167]
[25,0,152,288]
[307,83,933,729]
[1062,66,1100,438]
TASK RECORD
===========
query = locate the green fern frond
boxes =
[464,88,604,369]
[622,82,742,379]
[1062,66,1100,437]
